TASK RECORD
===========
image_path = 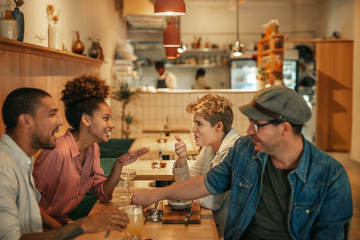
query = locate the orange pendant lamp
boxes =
[165,47,179,59]
[163,20,180,47]
[154,0,186,16]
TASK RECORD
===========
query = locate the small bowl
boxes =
[168,200,191,211]
[157,138,167,143]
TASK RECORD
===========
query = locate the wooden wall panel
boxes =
[316,40,353,151]
[0,37,103,135]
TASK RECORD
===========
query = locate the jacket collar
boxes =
[291,136,310,183]
[252,135,310,183]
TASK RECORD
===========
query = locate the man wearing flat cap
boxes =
[132,86,353,240]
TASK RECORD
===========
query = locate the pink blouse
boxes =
[33,129,111,224]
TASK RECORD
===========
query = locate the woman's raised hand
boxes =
[116,147,149,166]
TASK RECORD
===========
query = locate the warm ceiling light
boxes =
[232,0,243,57]
[154,0,186,16]
[177,41,187,53]
[165,47,178,59]
[163,20,180,47]
[232,40,244,57]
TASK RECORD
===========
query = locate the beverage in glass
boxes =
[123,205,144,239]
[120,169,136,200]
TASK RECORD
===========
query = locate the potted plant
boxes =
[112,83,137,139]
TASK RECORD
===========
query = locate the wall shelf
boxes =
[165,63,227,68]
[257,34,286,85]
[0,37,104,66]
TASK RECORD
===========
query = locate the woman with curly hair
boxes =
[173,94,240,238]
[32,75,149,229]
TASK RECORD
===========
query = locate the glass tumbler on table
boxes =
[122,205,144,239]
[120,169,136,200]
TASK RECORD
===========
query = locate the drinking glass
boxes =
[151,154,162,169]
[120,169,136,200]
[123,205,144,239]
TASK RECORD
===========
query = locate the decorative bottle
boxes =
[88,41,99,58]
[71,31,85,54]
[11,0,24,41]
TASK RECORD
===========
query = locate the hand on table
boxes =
[116,147,149,166]
[174,135,187,159]
[79,208,129,233]
[131,189,159,209]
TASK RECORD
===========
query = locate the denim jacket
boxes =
[205,135,353,240]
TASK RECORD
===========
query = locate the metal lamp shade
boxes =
[154,0,186,16]
[163,20,180,47]
[165,47,178,59]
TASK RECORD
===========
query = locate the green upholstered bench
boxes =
[68,138,135,220]
[99,138,135,176]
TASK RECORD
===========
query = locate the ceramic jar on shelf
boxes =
[0,10,17,40]
[48,24,63,50]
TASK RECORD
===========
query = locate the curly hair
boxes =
[186,94,234,133]
[61,75,110,131]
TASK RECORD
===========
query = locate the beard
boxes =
[31,128,57,150]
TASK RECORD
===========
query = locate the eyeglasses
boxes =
[249,120,276,132]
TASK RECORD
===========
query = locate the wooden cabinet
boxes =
[257,34,286,85]
[315,39,353,151]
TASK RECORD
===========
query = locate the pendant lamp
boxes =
[163,20,180,47]
[232,0,243,57]
[177,41,187,53]
[165,47,179,59]
[154,0,186,16]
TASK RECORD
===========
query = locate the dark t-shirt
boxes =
[241,158,293,240]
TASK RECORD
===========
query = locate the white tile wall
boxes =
[111,91,255,139]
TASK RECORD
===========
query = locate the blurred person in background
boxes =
[155,61,177,89]
[192,68,210,89]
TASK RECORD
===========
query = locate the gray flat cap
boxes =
[239,86,312,125]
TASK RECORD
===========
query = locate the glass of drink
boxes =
[123,205,144,239]
[120,169,136,200]
[151,154,162,169]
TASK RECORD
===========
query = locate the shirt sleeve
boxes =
[173,147,206,182]
[89,146,112,202]
[173,147,229,211]
[205,145,235,195]
[33,149,63,209]
[0,156,22,240]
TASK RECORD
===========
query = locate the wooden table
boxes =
[129,134,199,160]
[143,128,190,134]
[123,160,176,181]
[75,187,219,240]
